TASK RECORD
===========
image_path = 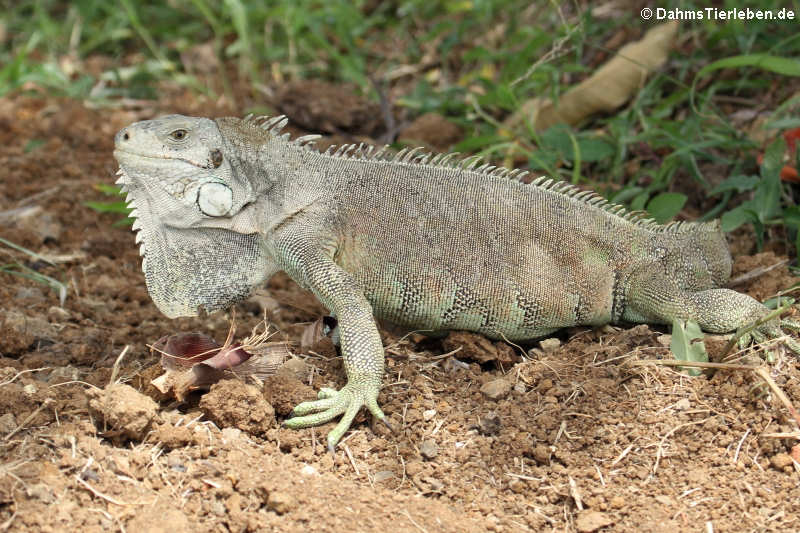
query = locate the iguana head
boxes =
[113,115,273,318]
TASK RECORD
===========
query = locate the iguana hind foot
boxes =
[737,317,800,355]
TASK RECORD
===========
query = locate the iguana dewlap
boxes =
[113,114,799,450]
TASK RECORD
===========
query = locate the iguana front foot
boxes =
[284,381,386,451]
[737,317,800,355]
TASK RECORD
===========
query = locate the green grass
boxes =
[4,0,800,253]
[0,236,67,305]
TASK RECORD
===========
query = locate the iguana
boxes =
[113,114,800,451]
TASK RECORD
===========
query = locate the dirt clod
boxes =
[87,383,159,441]
[199,379,275,434]
[480,377,512,400]
[478,411,502,435]
[770,453,794,470]
[576,510,614,532]
[266,490,296,514]
[539,337,562,352]
[420,439,439,459]
[397,112,463,151]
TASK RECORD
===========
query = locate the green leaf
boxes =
[696,54,800,80]
[24,139,45,153]
[670,318,708,376]
[783,205,800,229]
[631,191,650,212]
[576,136,615,163]
[753,137,785,223]
[84,201,133,214]
[93,184,125,196]
[646,193,687,224]
[720,204,756,232]
[708,175,760,195]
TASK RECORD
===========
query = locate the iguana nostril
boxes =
[123,132,129,140]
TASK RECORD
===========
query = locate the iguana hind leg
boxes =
[624,269,800,353]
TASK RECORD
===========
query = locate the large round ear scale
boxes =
[197,182,233,217]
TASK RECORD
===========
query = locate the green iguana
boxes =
[113,114,800,451]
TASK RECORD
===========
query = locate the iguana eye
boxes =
[170,129,188,141]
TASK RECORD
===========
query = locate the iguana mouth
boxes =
[113,148,210,170]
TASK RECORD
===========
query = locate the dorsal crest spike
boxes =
[372,146,389,159]
[266,117,289,134]
[402,147,425,163]
[439,153,460,167]
[393,148,410,162]
[295,134,322,146]
[462,155,483,170]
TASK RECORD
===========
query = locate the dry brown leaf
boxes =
[505,21,678,132]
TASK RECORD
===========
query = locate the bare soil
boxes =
[2,92,800,533]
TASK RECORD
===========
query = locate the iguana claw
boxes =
[737,318,800,356]
[284,382,386,451]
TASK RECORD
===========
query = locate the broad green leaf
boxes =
[646,192,687,223]
[720,203,755,232]
[670,318,708,376]
[708,175,759,195]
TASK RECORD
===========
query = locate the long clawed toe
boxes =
[282,382,385,451]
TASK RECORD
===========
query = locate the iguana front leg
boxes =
[624,269,800,353]
[277,236,387,451]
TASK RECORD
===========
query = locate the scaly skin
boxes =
[113,114,800,450]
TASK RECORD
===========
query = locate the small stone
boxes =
[300,465,318,476]
[656,334,672,347]
[480,378,512,400]
[23,384,37,395]
[610,495,626,509]
[771,453,794,470]
[46,366,79,383]
[26,483,55,503]
[575,510,614,532]
[532,444,551,465]
[0,413,16,434]
[508,478,525,494]
[513,382,526,394]
[420,439,438,460]
[267,491,296,514]
[674,398,690,411]
[47,306,71,322]
[478,411,502,435]
[791,444,800,463]
[373,470,395,483]
[276,357,310,381]
[210,500,226,516]
[539,338,561,353]
[423,476,444,492]
[423,409,437,421]
[221,427,242,442]
[654,495,675,506]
